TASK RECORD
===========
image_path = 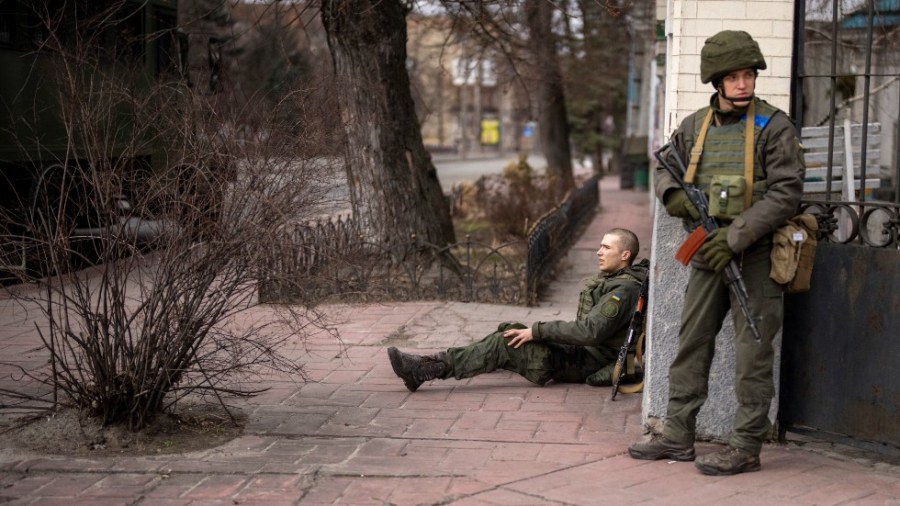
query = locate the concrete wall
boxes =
[645,0,796,441]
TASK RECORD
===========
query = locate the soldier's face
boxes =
[597,234,629,273]
[718,68,757,110]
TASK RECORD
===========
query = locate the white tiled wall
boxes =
[663,0,795,136]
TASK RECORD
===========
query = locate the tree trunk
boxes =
[525,0,574,199]
[320,0,455,247]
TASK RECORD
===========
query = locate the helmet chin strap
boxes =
[716,85,754,108]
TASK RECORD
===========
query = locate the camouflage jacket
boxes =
[531,259,649,360]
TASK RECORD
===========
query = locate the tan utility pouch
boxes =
[708,175,747,220]
[770,214,818,293]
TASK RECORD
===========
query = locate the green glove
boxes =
[663,189,700,220]
[699,227,734,272]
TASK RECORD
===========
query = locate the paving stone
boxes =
[24,473,104,497]
[0,473,56,499]
[181,474,249,500]
[0,176,897,505]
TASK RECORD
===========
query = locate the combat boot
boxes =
[387,347,448,392]
[628,435,696,461]
[694,445,760,476]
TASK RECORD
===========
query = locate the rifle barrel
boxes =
[725,262,763,342]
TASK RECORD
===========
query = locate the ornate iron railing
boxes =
[800,200,900,248]
[260,175,600,306]
[260,230,527,304]
[525,175,600,303]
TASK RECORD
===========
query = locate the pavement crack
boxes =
[245,431,599,447]
[431,453,626,506]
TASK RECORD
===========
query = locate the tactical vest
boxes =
[683,99,779,213]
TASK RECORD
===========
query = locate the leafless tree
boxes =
[0,0,340,430]
[522,0,575,197]
[433,0,653,182]
[429,0,580,198]
[319,0,456,248]
[563,0,638,175]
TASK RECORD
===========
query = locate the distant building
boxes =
[406,15,532,157]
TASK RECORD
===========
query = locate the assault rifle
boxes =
[653,145,762,342]
[610,278,649,401]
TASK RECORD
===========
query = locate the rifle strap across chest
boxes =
[743,101,756,209]
[684,109,713,184]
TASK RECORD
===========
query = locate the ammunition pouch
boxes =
[708,174,747,220]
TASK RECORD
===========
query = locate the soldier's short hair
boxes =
[607,228,639,265]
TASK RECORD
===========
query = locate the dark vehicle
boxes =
[0,0,185,279]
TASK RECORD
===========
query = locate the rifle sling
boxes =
[743,101,756,209]
[684,109,713,184]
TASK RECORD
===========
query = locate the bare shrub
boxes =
[0,4,342,430]
[451,156,557,242]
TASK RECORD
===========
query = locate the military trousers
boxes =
[444,323,608,385]
[662,253,783,455]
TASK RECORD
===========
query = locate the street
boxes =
[432,153,547,190]
[316,153,549,217]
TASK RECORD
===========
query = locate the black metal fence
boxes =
[260,175,600,306]
[800,199,900,248]
[525,174,601,303]
[791,0,899,206]
[781,0,900,455]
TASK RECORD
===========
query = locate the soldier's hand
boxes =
[699,227,734,272]
[663,189,700,220]
[503,328,534,349]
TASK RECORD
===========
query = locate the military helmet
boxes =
[700,30,767,84]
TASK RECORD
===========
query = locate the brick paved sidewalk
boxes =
[1,177,898,505]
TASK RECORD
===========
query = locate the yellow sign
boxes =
[481,119,499,145]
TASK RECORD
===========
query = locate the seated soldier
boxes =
[387,227,648,391]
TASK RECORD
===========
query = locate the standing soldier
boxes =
[627,30,805,475]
